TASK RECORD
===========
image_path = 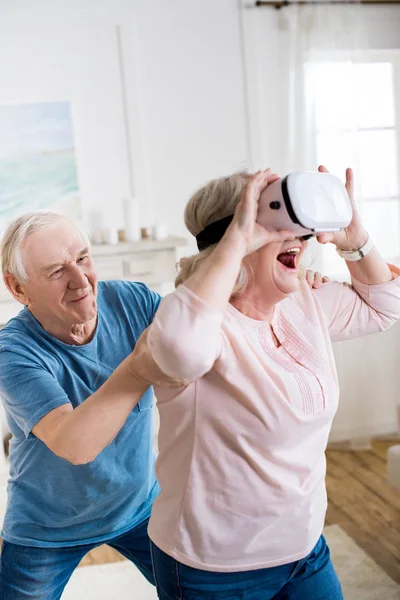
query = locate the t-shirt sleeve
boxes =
[311,264,400,342]
[144,286,162,322]
[148,285,224,380]
[0,350,71,439]
[122,281,162,325]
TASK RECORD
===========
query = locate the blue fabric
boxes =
[0,516,154,599]
[150,535,344,600]
[0,280,162,547]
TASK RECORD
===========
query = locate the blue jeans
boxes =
[150,535,344,600]
[0,517,154,599]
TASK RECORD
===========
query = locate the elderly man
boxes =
[0,210,325,599]
[0,211,172,599]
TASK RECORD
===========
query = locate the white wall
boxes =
[0,0,251,238]
[122,0,250,235]
[331,322,400,442]
[0,1,137,231]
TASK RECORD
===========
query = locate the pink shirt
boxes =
[147,268,400,572]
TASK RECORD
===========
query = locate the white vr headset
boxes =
[257,171,353,240]
[196,171,352,250]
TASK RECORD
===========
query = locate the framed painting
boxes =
[0,101,81,228]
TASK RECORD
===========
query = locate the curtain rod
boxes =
[255,0,400,8]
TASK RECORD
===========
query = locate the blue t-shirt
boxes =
[0,280,162,547]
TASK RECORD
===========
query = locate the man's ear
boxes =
[3,273,30,306]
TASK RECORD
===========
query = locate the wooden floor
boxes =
[81,439,400,583]
[325,438,400,584]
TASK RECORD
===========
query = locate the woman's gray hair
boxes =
[176,171,252,295]
[1,212,90,284]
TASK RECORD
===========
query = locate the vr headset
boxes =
[257,171,352,240]
[196,171,352,250]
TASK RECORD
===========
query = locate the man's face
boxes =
[19,220,98,330]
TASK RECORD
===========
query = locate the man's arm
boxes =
[32,329,185,465]
[32,356,148,465]
[298,269,329,288]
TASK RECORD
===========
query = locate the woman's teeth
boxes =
[277,247,300,269]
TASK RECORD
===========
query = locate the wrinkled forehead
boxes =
[21,220,88,274]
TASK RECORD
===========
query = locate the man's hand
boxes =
[127,328,191,388]
[298,269,329,289]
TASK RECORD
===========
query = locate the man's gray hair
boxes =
[1,212,90,284]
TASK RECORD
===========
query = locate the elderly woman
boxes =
[142,167,400,600]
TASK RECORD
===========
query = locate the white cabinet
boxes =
[91,236,187,295]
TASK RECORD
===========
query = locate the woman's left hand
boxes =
[315,165,368,251]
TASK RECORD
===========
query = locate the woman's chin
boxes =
[274,266,300,295]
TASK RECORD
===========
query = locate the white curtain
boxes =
[277,2,369,275]
[242,0,400,442]
[278,3,400,442]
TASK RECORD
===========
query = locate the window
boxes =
[306,52,400,276]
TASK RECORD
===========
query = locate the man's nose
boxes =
[68,265,88,289]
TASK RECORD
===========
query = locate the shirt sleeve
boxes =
[0,350,71,439]
[312,264,400,342]
[123,281,162,325]
[143,285,162,322]
[148,285,224,380]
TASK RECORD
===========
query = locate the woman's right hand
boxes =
[182,168,297,312]
[223,168,295,257]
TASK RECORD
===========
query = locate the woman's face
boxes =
[250,236,309,301]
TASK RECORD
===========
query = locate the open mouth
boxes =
[277,247,300,270]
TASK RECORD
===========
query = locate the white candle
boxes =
[123,197,141,242]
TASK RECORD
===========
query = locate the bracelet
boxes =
[336,235,374,262]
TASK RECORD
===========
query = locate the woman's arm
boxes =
[148,169,296,381]
[304,166,400,342]
[345,247,393,285]
[312,267,400,342]
[316,166,393,285]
